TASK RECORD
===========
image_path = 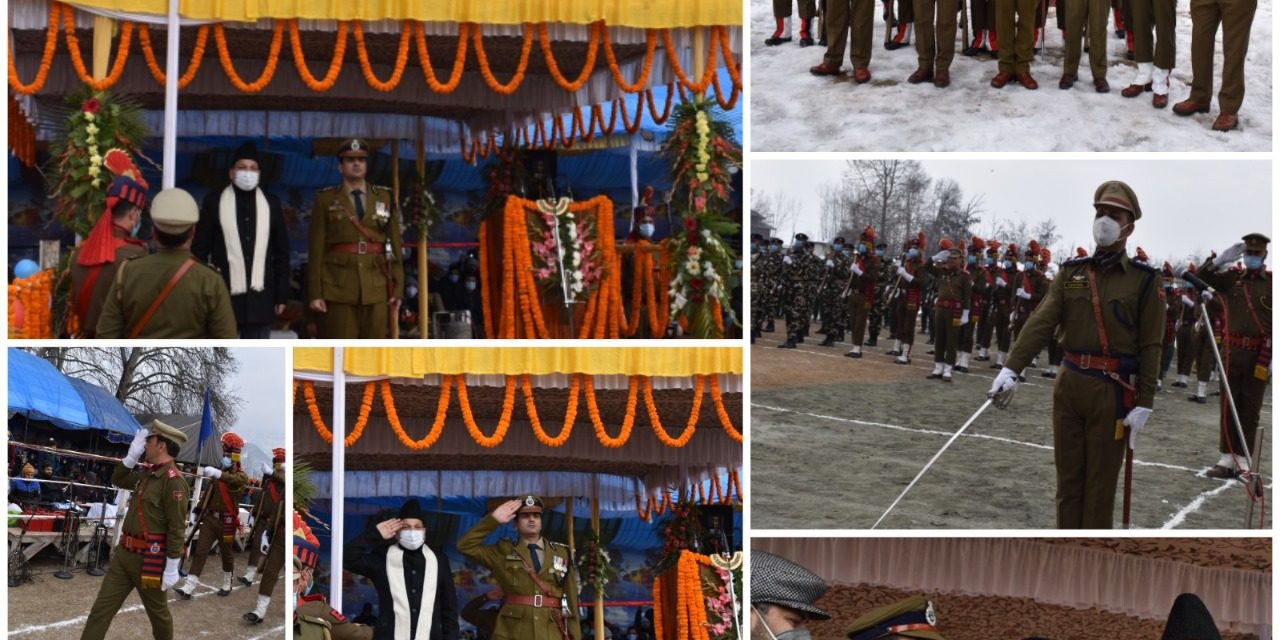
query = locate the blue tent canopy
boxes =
[7,348,141,439]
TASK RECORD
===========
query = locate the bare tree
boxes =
[30,348,242,426]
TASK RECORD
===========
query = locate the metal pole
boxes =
[416,121,429,339]
[1122,445,1133,529]
[591,476,604,640]
[330,347,347,609]
[162,0,180,188]
[391,140,401,340]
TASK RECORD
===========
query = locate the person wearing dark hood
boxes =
[345,498,459,640]
[194,141,291,338]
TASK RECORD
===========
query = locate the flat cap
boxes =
[149,419,188,446]
[751,550,831,620]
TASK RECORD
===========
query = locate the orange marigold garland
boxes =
[214,21,283,93]
[412,21,469,93]
[645,376,702,448]
[707,375,741,442]
[602,27,657,93]
[383,378,450,450]
[586,374,636,447]
[524,373,578,447]
[289,19,349,91]
[458,375,516,447]
[8,2,60,95]
[472,22,533,95]
[540,22,600,92]
[303,380,373,447]
[64,12,134,91]
[138,23,209,88]
[353,20,412,92]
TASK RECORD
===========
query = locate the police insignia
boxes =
[331,609,346,622]
[524,496,536,507]
[173,490,184,501]
[167,467,179,479]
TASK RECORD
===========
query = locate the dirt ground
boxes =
[8,551,286,639]
[751,324,1273,530]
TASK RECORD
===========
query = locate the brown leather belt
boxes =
[504,594,559,609]
[329,242,379,255]
[935,299,962,310]
[120,532,162,555]
[1064,351,1123,373]
[1226,335,1265,350]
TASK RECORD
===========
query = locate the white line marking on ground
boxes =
[9,583,223,636]
[1161,481,1240,529]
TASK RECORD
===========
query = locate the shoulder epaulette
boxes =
[1062,257,1091,267]
[1131,260,1158,274]
[319,185,341,193]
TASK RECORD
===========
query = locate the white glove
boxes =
[960,310,970,326]
[260,531,271,554]
[200,466,222,479]
[850,262,863,276]
[162,557,181,590]
[932,250,950,263]
[262,463,274,476]
[1212,242,1245,271]
[825,259,834,268]
[783,256,793,265]
[188,511,198,528]
[1015,288,1032,300]
[1124,407,1153,449]
[1201,290,1213,302]
[995,277,1007,288]
[1181,294,1195,307]
[123,428,149,469]
[897,266,914,282]
[987,367,1019,408]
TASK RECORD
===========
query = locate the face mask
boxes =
[398,529,425,550]
[734,259,743,269]
[769,245,780,253]
[1093,216,1128,247]
[967,255,977,265]
[1243,255,1264,270]
[638,223,655,238]
[222,456,232,469]
[857,244,867,254]
[465,281,477,291]
[407,286,419,299]
[875,249,884,258]
[752,244,761,254]
[1024,261,1035,271]
[907,249,919,259]
[984,258,994,267]
[754,607,810,640]
[131,216,142,238]
[233,170,260,191]
[449,274,460,283]
[1004,260,1014,270]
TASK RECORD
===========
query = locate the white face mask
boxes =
[465,281,477,291]
[754,607,810,640]
[398,529,425,550]
[234,170,260,191]
[638,223,655,238]
[1093,216,1127,247]
[406,286,419,299]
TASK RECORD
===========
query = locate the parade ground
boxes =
[751,324,1273,530]
[7,555,285,640]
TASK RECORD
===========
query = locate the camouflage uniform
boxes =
[818,244,852,343]
[751,242,785,338]
[778,239,823,347]
[867,254,896,346]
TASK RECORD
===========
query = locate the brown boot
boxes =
[1120,82,1151,98]
[1172,99,1211,116]
[908,67,934,84]
[1152,93,1169,109]
[809,62,842,76]
[1016,72,1039,90]
[1094,78,1110,93]
[1058,73,1077,90]
[933,69,950,88]
[1212,113,1240,131]
[853,67,872,83]
[990,71,1012,88]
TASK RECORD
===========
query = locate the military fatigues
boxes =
[457,516,581,640]
[257,513,287,601]
[782,249,823,340]
[928,265,972,368]
[751,250,784,335]
[307,183,405,339]
[1186,0,1257,115]
[68,229,147,338]
[81,461,190,640]
[295,595,374,640]
[818,251,851,338]
[822,0,875,71]
[1198,262,1271,462]
[187,468,249,578]
[95,249,238,339]
[1006,252,1164,528]
[995,0,1039,75]
[846,254,881,350]
[1063,0,1111,82]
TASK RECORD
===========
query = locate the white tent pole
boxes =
[629,143,639,210]
[330,347,347,610]
[161,0,179,188]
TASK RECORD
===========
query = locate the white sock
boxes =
[1197,381,1207,397]
[1130,61,1153,86]
[901,344,912,359]
[783,17,793,38]
[181,575,199,593]
[894,339,903,352]
[243,566,257,582]
[1178,374,1188,384]
[931,362,944,375]
[253,594,270,617]
[1151,67,1171,95]
[1216,452,1236,468]
[980,347,989,358]
[959,353,969,368]
[943,364,953,378]
[996,351,1006,366]
[223,571,233,591]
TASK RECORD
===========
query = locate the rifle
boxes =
[883,0,896,45]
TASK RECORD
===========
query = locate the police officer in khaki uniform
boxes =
[96,189,238,339]
[1060,0,1112,91]
[846,595,947,639]
[1172,0,1257,131]
[989,181,1164,529]
[308,138,405,339]
[990,0,1041,89]
[1197,233,1271,478]
[176,432,250,599]
[844,226,881,358]
[908,0,959,87]
[924,246,972,382]
[809,0,875,83]
[81,420,190,640]
[295,511,374,640]
[458,497,581,640]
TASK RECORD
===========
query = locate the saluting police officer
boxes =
[989,181,1165,529]
[307,139,405,339]
[458,497,581,640]
[96,189,238,339]
[81,420,190,640]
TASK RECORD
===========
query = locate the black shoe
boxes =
[238,576,253,586]
[799,36,814,47]
[844,351,863,359]
[217,588,231,597]
[1041,371,1057,379]
[818,36,828,46]
[765,320,776,333]
[1205,464,1238,479]
[819,334,836,347]
[1188,395,1207,404]
[894,358,911,365]
[865,337,879,346]
[954,366,968,373]
[796,335,805,344]
[927,372,944,379]
[778,338,797,349]
[886,349,902,356]
[1172,381,1188,388]
[175,588,192,600]
[1017,375,1027,382]
[764,36,792,46]
[244,612,264,624]
[989,362,1003,369]
[974,355,991,361]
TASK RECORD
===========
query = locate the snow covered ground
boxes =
[748,0,1272,151]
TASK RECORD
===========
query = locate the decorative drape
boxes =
[294,346,742,377]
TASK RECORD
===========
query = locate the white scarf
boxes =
[218,185,270,295]
[387,545,437,640]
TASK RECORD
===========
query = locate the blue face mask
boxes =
[984,258,994,267]
[907,249,919,259]
[1243,255,1264,270]
[875,249,884,258]
[1024,261,1035,270]
[967,255,977,265]
[222,456,232,468]
[1004,260,1014,270]
[857,243,868,254]
[131,218,142,238]
[769,245,780,253]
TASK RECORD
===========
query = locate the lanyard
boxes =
[1086,265,1111,357]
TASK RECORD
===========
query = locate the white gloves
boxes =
[783,256,793,265]
[1201,290,1214,302]
[995,277,1007,288]
[162,557,181,590]
[897,266,914,282]
[960,310,970,326]
[1015,288,1032,300]
[988,367,1019,408]
[1212,242,1245,271]
[200,466,222,479]
[932,250,950,263]
[825,259,834,268]
[850,262,863,276]
[1124,407,1153,449]
[262,463,274,477]
[1181,295,1195,307]
[123,428,149,469]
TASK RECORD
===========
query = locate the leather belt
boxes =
[329,241,378,255]
[1226,335,1264,350]
[504,594,559,609]
[1064,351,1124,373]
[935,299,962,310]
[120,532,162,555]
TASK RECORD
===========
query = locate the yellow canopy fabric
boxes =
[64,0,742,27]
[295,347,742,377]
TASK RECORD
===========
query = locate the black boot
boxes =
[764,319,776,333]
[819,333,836,347]
[777,336,797,349]
[865,333,879,347]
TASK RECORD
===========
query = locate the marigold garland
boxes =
[586,375,636,447]
[9,96,38,167]
[7,270,55,338]
[478,221,494,338]
[540,21,600,92]
[8,2,60,95]
[214,21,283,93]
[602,27,656,93]
[138,23,209,88]
[383,378,450,450]
[353,20,412,92]
[647,83,676,124]
[524,373,578,447]
[472,22,533,95]
[289,19,349,91]
[707,376,741,443]
[644,375,701,447]
[652,573,665,640]
[412,21,469,92]
[303,380,373,447]
[457,375,516,447]
[661,29,717,94]
[64,13,134,91]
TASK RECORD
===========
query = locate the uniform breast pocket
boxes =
[1061,285,1093,318]
[1109,293,1140,329]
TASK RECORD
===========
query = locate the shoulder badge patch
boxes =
[166,467,179,479]
[330,608,346,622]
[173,490,184,502]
